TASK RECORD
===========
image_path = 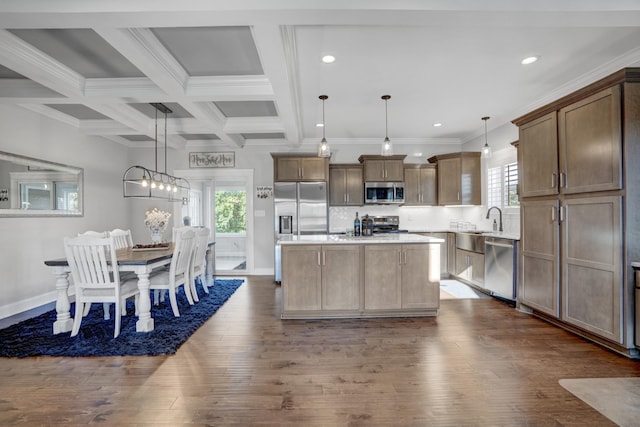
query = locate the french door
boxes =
[174,169,254,275]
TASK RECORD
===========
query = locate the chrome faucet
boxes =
[486,206,503,232]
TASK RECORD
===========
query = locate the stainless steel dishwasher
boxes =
[484,237,517,300]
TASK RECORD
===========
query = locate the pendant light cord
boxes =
[322,97,326,140]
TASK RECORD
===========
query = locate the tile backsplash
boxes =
[330,205,520,236]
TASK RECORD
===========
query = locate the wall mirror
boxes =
[0,151,83,217]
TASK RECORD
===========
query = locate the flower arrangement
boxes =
[144,207,171,233]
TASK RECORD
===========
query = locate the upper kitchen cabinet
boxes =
[404,164,436,206]
[271,154,329,182]
[358,155,406,182]
[329,164,363,206]
[518,112,559,198]
[427,152,481,206]
[558,86,622,194]
[516,87,622,198]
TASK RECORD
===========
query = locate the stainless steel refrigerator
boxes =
[274,181,328,282]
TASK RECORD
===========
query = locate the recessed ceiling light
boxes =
[433,123,442,127]
[322,55,336,64]
[316,123,324,127]
[521,56,539,65]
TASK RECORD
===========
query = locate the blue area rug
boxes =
[0,279,243,358]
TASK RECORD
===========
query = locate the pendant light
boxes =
[317,95,330,157]
[481,116,492,158]
[122,103,190,202]
[381,95,393,156]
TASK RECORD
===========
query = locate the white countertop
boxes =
[408,230,520,241]
[278,233,444,245]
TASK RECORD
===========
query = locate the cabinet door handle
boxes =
[559,172,566,189]
[346,194,350,203]
[551,206,557,222]
[457,191,460,201]
[317,251,321,266]
[559,205,565,222]
[551,172,557,189]
[301,167,304,178]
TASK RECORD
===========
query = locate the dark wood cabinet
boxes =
[427,152,481,206]
[358,155,406,182]
[513,68,640,354]
[272,154,328,181]
[404,165,436,206]
[329,164,363,206]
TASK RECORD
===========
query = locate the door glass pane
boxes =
[214,181,247,272]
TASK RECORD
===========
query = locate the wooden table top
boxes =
[44,244,175,267]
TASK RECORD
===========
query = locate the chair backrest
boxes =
[64,235,119,290]
[78,230,107,238]
[109,228,133,250]
[170,228,196,278]
[192,227,210,272]
[172,226,191,243]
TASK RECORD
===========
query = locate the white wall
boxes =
[0,105,132,319]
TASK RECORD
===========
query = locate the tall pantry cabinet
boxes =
[513,68,640,356]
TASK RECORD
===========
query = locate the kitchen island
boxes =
[279,233,443,319]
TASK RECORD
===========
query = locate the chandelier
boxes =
[122,103,190,202]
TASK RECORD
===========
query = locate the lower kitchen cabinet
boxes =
[520,196,623,343]
[562,196,622,342]
[419,232,448,278]
[520,199,560,317]
[321,245,361,310]
[282,245,322,311]
[364,244,439,310]
[282,244,360,312]
[455,248,484,287]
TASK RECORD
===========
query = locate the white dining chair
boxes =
[149,228,196,317]
[64,235,139,338]
[189,227,211,301]
[109,228,133,250]
[77,231,112,319]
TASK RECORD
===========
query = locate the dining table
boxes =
[44,241,216,334]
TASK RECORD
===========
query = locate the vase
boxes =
[150,228,163,244]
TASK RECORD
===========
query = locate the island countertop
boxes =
[278,233,444,245]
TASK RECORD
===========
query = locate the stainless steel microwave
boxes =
[364,182,405,204]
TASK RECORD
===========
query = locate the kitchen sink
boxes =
[456,231,485,253]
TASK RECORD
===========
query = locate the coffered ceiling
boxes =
[0,1,639,152]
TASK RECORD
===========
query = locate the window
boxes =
[487,162,519,209]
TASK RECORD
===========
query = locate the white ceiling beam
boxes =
[251,25,300,144]
[95,27,189,96]
[186,76,274,100]
[224,117,285,134]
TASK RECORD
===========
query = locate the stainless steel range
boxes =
[370,215,402,233]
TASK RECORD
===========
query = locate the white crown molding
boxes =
[513,46,640,120]
[0,29,85,97]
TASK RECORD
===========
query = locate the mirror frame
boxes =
[0,150,84,217]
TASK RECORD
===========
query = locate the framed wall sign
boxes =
[189,152,235,168]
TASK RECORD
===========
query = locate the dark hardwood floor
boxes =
[2,275,639,426]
